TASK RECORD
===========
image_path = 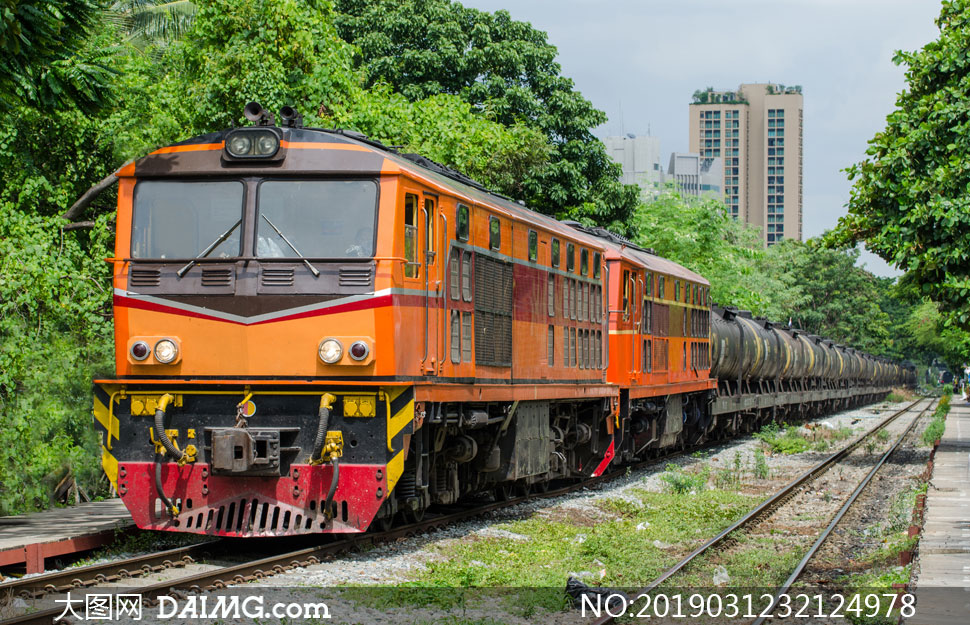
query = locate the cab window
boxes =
[456,204,470,241]
[404,194,419,278]
[528,230,538,262]
[489,216,501,250]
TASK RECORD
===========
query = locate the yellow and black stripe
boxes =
[384,385,414,494]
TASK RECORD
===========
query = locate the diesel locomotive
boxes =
[91,104,914,537]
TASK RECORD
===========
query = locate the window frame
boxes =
[488,215,501,251]
[551,238,560,268]
[528,230,538,262]
[456,204,470,241]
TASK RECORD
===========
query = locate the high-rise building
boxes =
[603,134,666,200]
[688,83,803,245]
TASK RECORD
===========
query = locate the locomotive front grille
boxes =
[130,268,161,287]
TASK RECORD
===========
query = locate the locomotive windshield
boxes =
[131,181,244,259]
[256,180,377,258]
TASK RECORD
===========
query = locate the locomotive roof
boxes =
[127,125,706,284]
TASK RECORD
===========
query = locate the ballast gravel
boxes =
[252,399,915,593]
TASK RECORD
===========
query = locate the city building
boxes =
[603,134,666,199]
[605,135,722,201]
[667,153,723,198]
[688,83,803,245]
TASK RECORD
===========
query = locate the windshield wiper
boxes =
[176,218,242,278]
[260,214,320,277]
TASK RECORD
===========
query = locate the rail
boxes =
[590,396,930,625]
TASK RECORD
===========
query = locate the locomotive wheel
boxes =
[403,506,426,524]
[515,481,531,497]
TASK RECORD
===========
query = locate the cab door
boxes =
[422,194,438,374]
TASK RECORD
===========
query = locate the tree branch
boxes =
[62,221,96,231]
[61,159,133,221]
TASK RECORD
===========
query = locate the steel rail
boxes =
[750,396,933,624]
[590,396,929,625]
[0,541,223,600]
[2,396,913,625]
[0,443,689,625]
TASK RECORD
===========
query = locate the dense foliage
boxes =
[0,0,956,514]
[334,0,640,232]
[830,0,970,326]
[635,191,957,369]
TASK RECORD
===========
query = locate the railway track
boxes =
[590,396,932,625]
[0,437,696,625]
[1,398,921,625]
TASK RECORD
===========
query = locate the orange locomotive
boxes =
[92,104,716,536]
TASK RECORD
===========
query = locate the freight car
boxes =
[90,104,912,537]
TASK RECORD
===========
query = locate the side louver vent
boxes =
[339,267,373,287]
[129,268,160,287]
[201,267,233,287]
[261,267,294,287]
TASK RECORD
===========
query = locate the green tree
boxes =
[0,0,116,112]
[109,1,198,50]
[766,241,892,353]
[334,0,639,232]
[633,191,798,317]
[829,0,970,325]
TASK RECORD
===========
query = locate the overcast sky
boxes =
[462,0,943,277]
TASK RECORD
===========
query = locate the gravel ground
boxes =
[251,398,918,592]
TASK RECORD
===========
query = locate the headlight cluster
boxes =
[318,338,371,364]
[225,129,280,158]
[129,338,179,364]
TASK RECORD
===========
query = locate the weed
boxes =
[752,449,769,479]
[660,464,709,494]
[864,438,879,455]
[755,424,812,454]
[876,428,890,443]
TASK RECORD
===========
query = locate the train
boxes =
[90,103,915,537]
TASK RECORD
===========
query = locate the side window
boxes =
[462,313,472,361]
[659,275,665,299]
[622,270,630,320]
[570,280,577,320]
[645,272,653,297]
[551,238,560,268]
[456,204,470,241]
[425,198,436,266]
[562,278,568,319]
[461,251,472,301]
[566,243,575,272]
[528,230,538,262]
[674,280,680,302]
[580,249,589,275]
[450,311,460,363]
[547,275,555,317]
[404,194,419,278]
[548,325,555,365]
[449,252,459,300]
[593,252,601,279]
[489,216,501,250]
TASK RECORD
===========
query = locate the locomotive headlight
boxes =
[227,134,253,156]
[225,129,280,158]
[319,338,343,364]
[154,339,179,364]
[256,134,279,155]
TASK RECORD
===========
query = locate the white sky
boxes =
[461,0,943,277]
